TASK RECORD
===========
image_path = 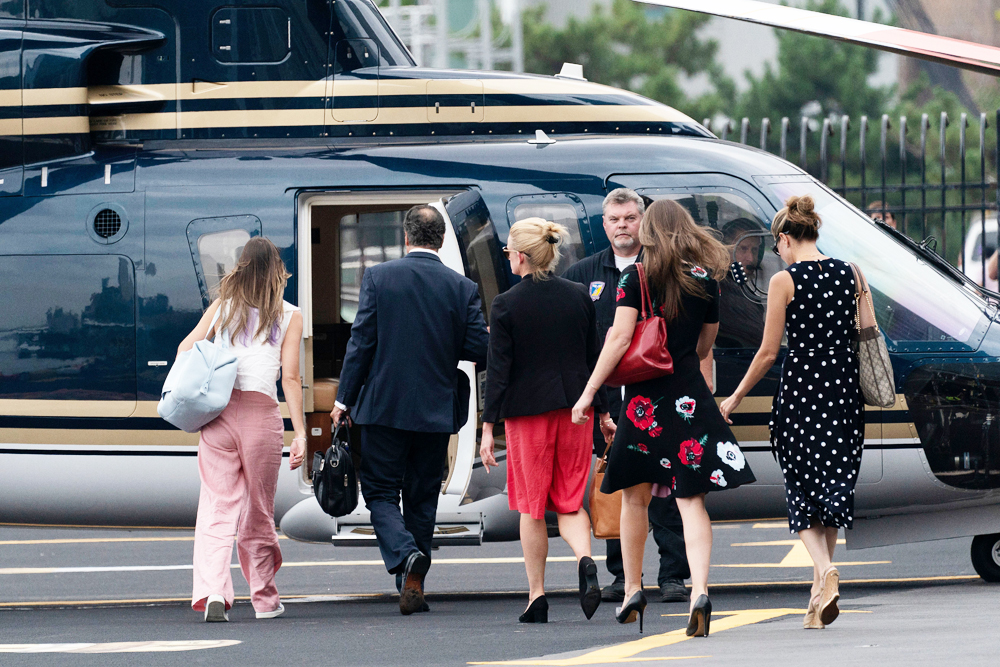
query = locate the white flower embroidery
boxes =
[716,441,746,471]
[709,469,728,487]
[659,458,671,469]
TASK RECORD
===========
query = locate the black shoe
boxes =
[615,590,647,633]
[399,551,430,616]
[659,579,690,603]
[578,556,601,620]
[519,595,548,623]
[601,578,625,602]
[686,594,712,637]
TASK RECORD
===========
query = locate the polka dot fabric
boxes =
[770,259,864,533]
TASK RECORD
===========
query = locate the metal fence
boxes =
[704,111,1000,283]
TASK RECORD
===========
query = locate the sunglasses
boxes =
[502,246,530,259]
[772,232,784,256]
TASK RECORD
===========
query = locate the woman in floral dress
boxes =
[573,199,755,637]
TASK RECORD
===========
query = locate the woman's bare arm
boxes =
[571,306,637,424]
[719,271,793,422]
[280,312,307,469]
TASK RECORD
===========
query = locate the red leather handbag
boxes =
[604,263,674,387]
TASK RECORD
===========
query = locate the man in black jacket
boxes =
[563,188,691,604]
[333,205,489,615]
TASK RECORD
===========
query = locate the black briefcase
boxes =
[311,421,359,518]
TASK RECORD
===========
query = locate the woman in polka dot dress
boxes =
[721,195,866,632]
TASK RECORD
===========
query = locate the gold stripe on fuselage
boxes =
[0,400,291,419]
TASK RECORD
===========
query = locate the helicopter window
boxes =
[332,0,413,67]
[771,182,988,349]
[508,195,587,276]
[212,7,291,64]
[196,230,251,298]
[339,210,406,323]
[642,191,781,349]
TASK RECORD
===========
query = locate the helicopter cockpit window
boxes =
[187,215,262,308]
[640,190,781,349]
[508,195,587,276]
[771,182,989,349]
[333,0,414,67]
[339,211,405,323]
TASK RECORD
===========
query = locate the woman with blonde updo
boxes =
[721,195,868,631]
[481,218,614,624]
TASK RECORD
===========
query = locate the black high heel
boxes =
[686,594,712,637]
[578,556,601,620]
[519,595,548,623]
[615,590,647,633]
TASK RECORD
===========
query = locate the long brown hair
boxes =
[638,199,730,320]
[217,236,291,344]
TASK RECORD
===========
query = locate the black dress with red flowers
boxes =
[600,263,756,497]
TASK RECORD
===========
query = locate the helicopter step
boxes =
[332,518,484,548]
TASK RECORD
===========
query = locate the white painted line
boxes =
[0,640,240,654]
[0,555,606,575]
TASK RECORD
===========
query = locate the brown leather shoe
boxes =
[399,551,430,616]
[803,594,825,629]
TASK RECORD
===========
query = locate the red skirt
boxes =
[504,408,592,520]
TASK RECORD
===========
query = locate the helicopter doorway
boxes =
[297,191,477,498]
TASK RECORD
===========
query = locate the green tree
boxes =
[522,0,736,121]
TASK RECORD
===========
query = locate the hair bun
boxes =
[789,195,815,218]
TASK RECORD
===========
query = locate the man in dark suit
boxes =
[332,205,489,615]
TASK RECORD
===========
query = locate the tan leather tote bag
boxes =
[589,439,622,540]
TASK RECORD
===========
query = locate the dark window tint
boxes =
[213,7,291,64]
[0,255,136,401]
[446,192,507,322]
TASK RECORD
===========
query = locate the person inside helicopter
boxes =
[717,218,767,349]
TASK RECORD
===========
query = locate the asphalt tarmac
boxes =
[0,521,995,666]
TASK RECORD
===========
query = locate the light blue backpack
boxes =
[157,306,238,433]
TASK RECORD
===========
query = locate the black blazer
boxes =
[337,252,489,433]
[482,276,609,423]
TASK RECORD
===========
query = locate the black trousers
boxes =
[359,424,450,574]
[605,494,690,586]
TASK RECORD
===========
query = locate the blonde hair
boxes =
[772,195,821,242]
[507,217,568,280]
[217,236,291,344]
[638,199,730,320]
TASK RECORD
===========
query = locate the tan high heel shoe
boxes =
[819,567,840,625]
[803,595,825,629]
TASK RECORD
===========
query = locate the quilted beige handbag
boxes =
[848,263,896,408]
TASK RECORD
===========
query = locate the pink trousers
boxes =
[192,389,284,613]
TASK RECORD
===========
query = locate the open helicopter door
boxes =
[0,26,21,196]
[284,190,501,546]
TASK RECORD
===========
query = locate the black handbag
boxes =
[311,421,359,518]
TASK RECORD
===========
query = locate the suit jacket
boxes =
[337,252,489,433]
[482,276,609,423]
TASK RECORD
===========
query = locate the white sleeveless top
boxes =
[219,300,300,403]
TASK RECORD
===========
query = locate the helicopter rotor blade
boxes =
[634,0,1000,76]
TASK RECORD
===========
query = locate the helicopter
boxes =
[0,0,998,582]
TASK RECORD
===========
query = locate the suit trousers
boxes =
[192,390,284,613]
[605,494,690,586]
[359,425,450,574]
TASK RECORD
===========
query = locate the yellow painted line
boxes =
[752,522,788,529]
[660,609,870,617]
[0,640,241,654]
[0,522,194,530]
[708,574,980,587]
[716,540,889,568]
[470,609,799,665]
